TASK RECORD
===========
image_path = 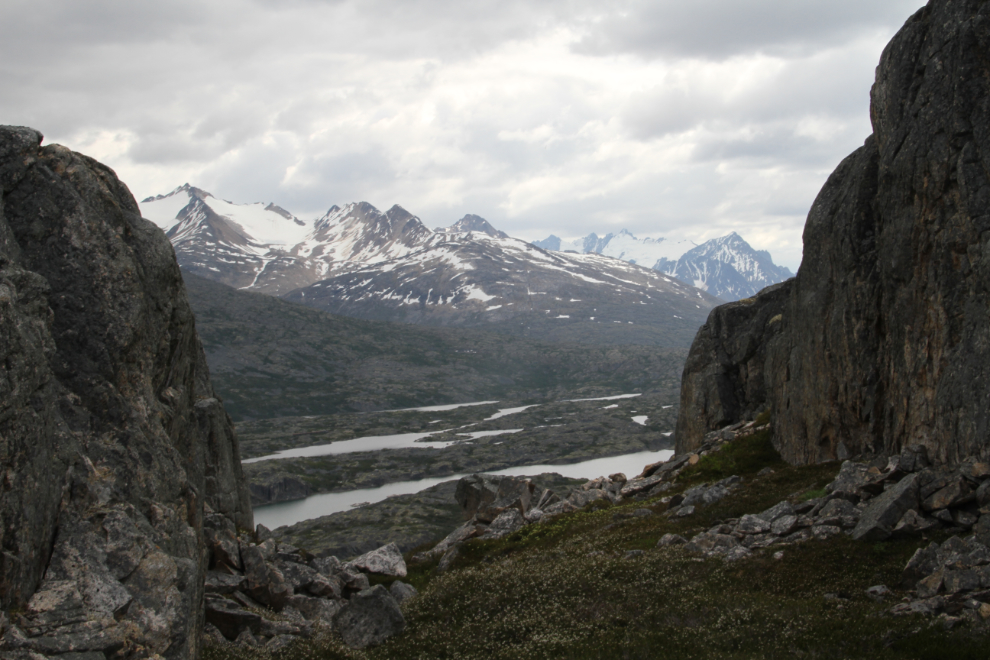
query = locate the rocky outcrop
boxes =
[412,460,716,568]
[0,126,252,658]
[676,282,789,453]
[666,422,990,601]
[332,585,406,649]
[249,476,312,506]
[677,0,990,466]
[202,536,411,651]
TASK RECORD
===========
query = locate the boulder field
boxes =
[677,0,990,467]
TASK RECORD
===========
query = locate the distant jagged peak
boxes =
[141,182,212,204]
[582,233,612,253]
[314,201,385,230]
[384,203,420,225]
[705,231,746,246]
[139,184,312,248]
[532,235,562,251]
[532,226,790,301]
[435,214,509,239]
[314,203,349,229]
[687,232,792,276]
[311,201,431,247]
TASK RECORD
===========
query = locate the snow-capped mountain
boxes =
[435,214,509,239]
[286,232,721,346]
[140,186,721,344]
[140,184,311,289]
[141,184,309,245]
[534,229,792,301]
[140,189,444,294]
[655,232,793,302]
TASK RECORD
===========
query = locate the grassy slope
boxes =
[206,429,990,660]
[184,272,688,421]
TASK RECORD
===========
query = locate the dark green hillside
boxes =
[184,272,689,421]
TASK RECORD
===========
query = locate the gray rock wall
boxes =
[0,126,252,659]
[676,0,990,466]
[676,281,790,454]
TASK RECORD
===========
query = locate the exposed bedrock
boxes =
[0,126,252,659]
[675,280,790,452]
[677,0,990,466]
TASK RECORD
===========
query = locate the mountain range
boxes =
[534,229,793,301]
[140,186,723,345]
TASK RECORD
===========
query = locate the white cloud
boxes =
[0,0,928,272]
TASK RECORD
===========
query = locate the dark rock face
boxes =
[677,0,990,466]
[249,475,312,506]
[0,126,252,658]
[676,281,789,453]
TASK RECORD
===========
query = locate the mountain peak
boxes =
[534,228,789,301]
[141,182,213,204]
[386,204,414,219]
[435,214,509,239]
[532,235,563,251]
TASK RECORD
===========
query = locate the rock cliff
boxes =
[0,126,252,658]
[675,281,790,449]
[676,0,990,466]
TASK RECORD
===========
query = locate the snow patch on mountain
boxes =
[600,230,696,266]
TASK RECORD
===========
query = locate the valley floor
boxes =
[241,393,676,557]
[240,394,676,498]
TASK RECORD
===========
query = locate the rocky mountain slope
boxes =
[0,127,252,658]
[140,189,440,295]
[283,233,719,346]
[184,272,688,420]
[677,0,990,467]
[535,229,793,301]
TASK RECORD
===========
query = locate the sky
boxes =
[0,0,926,271]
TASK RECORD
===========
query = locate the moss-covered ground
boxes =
[206,429,990,659]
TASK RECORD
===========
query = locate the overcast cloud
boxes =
[0,0,926,270]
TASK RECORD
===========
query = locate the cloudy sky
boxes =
[1,0,925,270]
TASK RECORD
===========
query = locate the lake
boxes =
[254,449,674,530]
